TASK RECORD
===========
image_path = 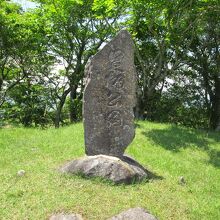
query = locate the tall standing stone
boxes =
[83,30,136,157]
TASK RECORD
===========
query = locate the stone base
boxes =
[49,213,83,220]
[59,155,151,184]
[49,207,157,220]
[108,207,157,220]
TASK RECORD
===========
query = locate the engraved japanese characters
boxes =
[83,30,136,157]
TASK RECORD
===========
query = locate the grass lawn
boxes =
[0,121,220,220]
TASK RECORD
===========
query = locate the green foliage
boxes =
[0,0,220,129]
[125,0,220,130]
[4,82,53,126]
[66,97,83,121]
[0,121,220,219]
[0,0,54,112]
[153,86,209,128]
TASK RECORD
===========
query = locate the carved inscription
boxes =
[107,110,122,128]
[106,49,125,128]
[107,92,121,107]
[109,73,124,89]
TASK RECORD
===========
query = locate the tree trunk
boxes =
[210,74,220,131]
[0,77,3,92]
[134,98,144,119]
[135,86,157,120]
[134,86,144,119]
[54,88,71,128]
[69,85,78,123]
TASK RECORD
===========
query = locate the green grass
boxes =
[0,121,220,220]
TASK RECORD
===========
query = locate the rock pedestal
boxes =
[49,208,158,220]
[60,155,149,184]
[49,214,83,220]
[108,207,157,220]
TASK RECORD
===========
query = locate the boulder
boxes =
[49,213,83,220]
[108,207,157,220]
[60,155,148,184]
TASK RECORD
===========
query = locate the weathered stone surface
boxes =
[108,207,157,220]
[49,213,83,220]
[83,30,136,157]
[60,155,148,184]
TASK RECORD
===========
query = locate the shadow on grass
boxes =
[121,155,163,182]
[208,149,220,167]
[142,125,220,168]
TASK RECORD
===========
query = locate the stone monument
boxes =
[83,30,136,157]
[60,30,150,184]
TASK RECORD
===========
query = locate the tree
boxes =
[0,1,55,126]
[1,0,218,130]
[126,0,195,119]
[35,0,123,127]
[127,0,219,130]
[0,0,25,107]
[180,0,220,130]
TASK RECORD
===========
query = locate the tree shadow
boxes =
[208,149,220,167]
[206,131,220,143]
[142,125,220,168]
[121,155,164,181]
[134,122,141,128]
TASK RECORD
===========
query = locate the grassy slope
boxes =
[0,121,219,220]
